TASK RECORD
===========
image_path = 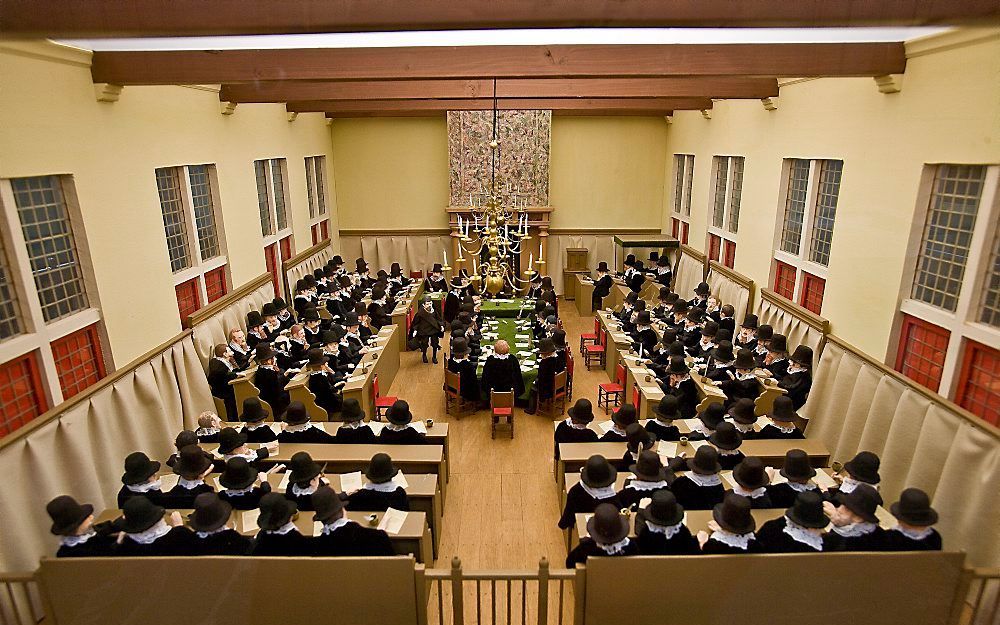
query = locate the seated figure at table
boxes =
[619,253,636,279]
[458,311,482,358]
[324,278,351,321]
[424,263,448,292]
[645,395,681,442]
[883,488,942,552]
[704,340,736,383]
[187,493,253,556]
[447,338,481,406]
[681,309,706,355]
[299,307,323,347]
[551,329,568,364]
[218,457,273,510]
[237,398,276,444]
[647,333,681,379]
[117,451,165,509]
[651,287,676,321]
[621,422,656,467]
[823,484,887,552]
[765,449,822,508]
[116,497,194,557]
[305,349,346,417]
[252,493,312,556]
[779,345,813,409]
[690,320,719,360]
[444,276,466,323]
[719,349,759,407]
[696,492,762,554]
[635,491,699,556]
[208,344,240,420]
[764,333,790,379]
[724,398,757,440]
[227,327,252,370]
[253,343,293,418]
[293,279,315,318]
[653,255,673,288]
[481,339,525,401]
[688,403,725,440]
[366,285,393,331]
[525,338,564,415]
[614,291,637,325]
[732,457,773,509]
[559,455,622,530]
[539,276,558,315]
[525,271,543,299]
[689,282,711,309]
[825,451,881,505]
[752,324,774,367]
[380,400,430,445]
[590,261,613,310]
[630,311,659,357]
[622,300,645,335]
[449,319,467,352]
[334,399,378,444]
[389,262,411,287]
[245,310,269,351]
[283,451,328,512]
[663,299,688,333]
[195,411,222,444]
[411,297,444,365]
[346,453,410,512]
[601,404,637,442]
[277,402,337,444]
[312,486,396,557]
[554,399,599,457]
[756,491,829,553]
[709,422,745,470]
[47,495,118,558]
[218,427,272,468]
[670,446,726,511]
[320,330,356,375]
[659,356,699,419]
[355,258,376,291]
[531,305,552,340]
[627,260,646,293]
[163,445,215,509]
[165,430,199,469]
[619,450,671,511]
[757,397,805,440]
[566,503,640,568]
[717,304,736,335]
[733,314,759,351]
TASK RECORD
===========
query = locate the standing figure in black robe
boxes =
[590,262,613,310]
[424,264,448,292]
[443,277,465,323]
[411,297,444,364]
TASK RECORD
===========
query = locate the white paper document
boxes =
[340,471,363,493]
[392,472,410,489]
[657,441,677,458]
[813,469,838,489]
[278,472,290,491]
[410,421,427,434]
[377,508,408,535]
[241,509,260,533]
[159,474,180,492]
[596,420,614,435]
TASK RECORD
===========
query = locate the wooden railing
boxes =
[967,568,1000,625]
[757,287,831,354]
[183,273,273,329]
[0,571,42,625]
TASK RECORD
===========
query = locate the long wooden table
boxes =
[575,274,595,317]
[94,508,433,564]
[390,281,424,352]
[342,324,401,419]
[596,310,632,381]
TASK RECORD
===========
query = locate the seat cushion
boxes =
[599,383,623,393]
[375,396,398,407]
[492,407,513,416]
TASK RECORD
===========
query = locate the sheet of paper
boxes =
[367,421,385,436]
[770,472,789,485]
[814,469,838,490]
[657,441,677,458]
[313,422,331,434]
[278,472,290,491]
[721,471,738,489]
[241,509,260,534]
[520,365,532,372]
[596,420,614,435]
[347,375,367,384]
[312,521,324,537]
[377,508,408,535]
[875,505,895,529]
[638,497,652,510]
[207,446,223,459]
[517,351,532,357]
[515,333,530,339]
[340,471,363,493]
[755,417,774,431]
[682,419,702,431]
[392,472,410,489]
[159,474,180,492]
[515,342,530,348]
[689,440,708,452]
[522,360,537,367]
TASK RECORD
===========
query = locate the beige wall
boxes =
[0,42,336,367]
[662,30,1000,358]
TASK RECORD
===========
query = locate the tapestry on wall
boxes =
[447,110,551,207]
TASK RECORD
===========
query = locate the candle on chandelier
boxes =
[443,249,448,265]
[473,257,477,273]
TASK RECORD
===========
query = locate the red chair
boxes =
[579,316,600,351]
[632,383,641,410]
[444,369,474,416]
[490,390,515,439]
[372,374,397,421]
[584,327,607,370]
[598,363,626,414]
[539,371,568,417]
[409,270,424,279]
[564,347,575,400]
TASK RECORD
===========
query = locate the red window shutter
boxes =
[723,240,736,269]
[955,340,1000,426]
[204,266,228,303]
[671,218,679,239]
[311,224,320,245]
[680,222,689,245]
[0,351,48,437]
[264,243,280,297]
[51,324,107,400]
[175,278,201,323]
[799,272,826,315]
[773,260,797,300]
[279,235,294,262]
[894,314,950,392]
[708,234,721,262]
[321,220,330,241]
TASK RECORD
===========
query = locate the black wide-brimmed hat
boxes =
[272,297,288,311]
[331,255,344,267]
[312,486,347,524]
[568,398,595,423]
[709,421,742,451]
[654,395,680,421]
[890,488,938,526]
[261,303,278,317]
[188,493,233,532]
[668,356,689,375]
[240,397,269,423]
[341,398,365,423]
[538,338,556,355]
[713,492,755,534]
[173,444,213,479]
[300,308,321,322]
[313,268,325,281]
[729,398,756,425]
[649,251,659,262]
[672,299,689,314]
[174,430,198,450]
[694,282,710,296]
[365,452,399,484]
[786,491,829,529]
[217,427,248,455]
[431,263,443,273]
[451,337,470,356]
[757,325,774,341]
[47,495,94,536]
[687,308,705,323]
[630,449,666,482]
[120,496,166,534]
[768,334,788,353]
[657,255,670,268]
[612,404,638,428]
[625,253,636,266]
[283,401,310,426]
[701,320,719,338]
[122,451,161,485]
[338,275,353,288]
[716,329,732,344]
[688,446,722,475]
[288,451,323,484]
[551,329,567,348]
[581,455,617,489]
[741,314,759,330]
[625,422,656,453]
[840,483,882,524]
[307,348,327,367]
[246,310,264,328]
[843,451,881,484]
[780,449,817,481]
[770,396,798,423]
[790,345,814,368]
[699,403,726,431]
[658,286,672,301]
[596,261,609,272]
[660,328,678,347]
[642,491,684,527]
[713,340,735,363]
[668,341,686,357]
[586,503,630,544]
[633,300,647,313]
[390,262,403,276]
[387,400,413,425]
[451,276,464,287]
[254,342,276,362]
[219,457,259,490]
[304,275,317,287]
[295,279,309,293]
[355,258,368,272]
[320,330,339,346]
[734,349,756,370]
[733,457,769,490]
[635,311,652,326]
[633,261,645,271]
[257,492,297,531]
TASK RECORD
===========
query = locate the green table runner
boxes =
[476,317,537,400]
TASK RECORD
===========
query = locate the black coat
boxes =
[645,420,681,442]
[558,483,621,529]
[779,370,813,410]
[617,482,671,511]
[189,529,253,556]
[765,483,820,509]
[229,344,251,370]
[756,517,822,553]
[823,526,889,552]
[244,424,279,444]
[634,515,700,555]
[627,273,645,293]
[718,451,746,471]
[661,378,699,419]
[163,483,215,509]
[554,421,599,458]
[207,358,238,419]
[448,357,481,401]
[250,530,312,557]
[278,425,338,444]
[333,424,378,444]
[481,355,525,398]
[535,354,565,400]
[346,486,410,512]
[631,328,659,357]
[669,475,725,510]
[566,538,640,568]
[312,522,395,557]
[592,275,613,300]
[117,486,166,509]
[411,308,444,338]
[219,484,273,510]
[118,527,196,557]
[701,535,762,554]
[56,533,118,558]
[443,291,462,323]
[766,358,790,379]
[424,276,448,293]
[254,367,291,417]
[379,427,430,445]
[757,424,805,440]
[720,376,759,406]
[883,528,942,552]
[308,370,345,415]
[367,301,392,330]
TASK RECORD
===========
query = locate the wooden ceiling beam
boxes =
[287,97,711,114]
[219,77,779,103]
[92,43,906,85]
[3,1,997,37]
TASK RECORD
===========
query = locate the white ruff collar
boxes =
[127,519,171,545]
[290,482,318,497]
[626,479,669,491]
[177,477,206,490]
[839,477,878,494]
[265,521,300,536]
[783,517,825,550]
[285,422,314,432]
[580,482,618,500]
[788,481,818,493]
[564,418,588,430]
[645,520,684,539]
[195,427,219,436]
[833,522,878,538]
[892,525,935,540]
[364,481,399,493]
[195,526,229,539]
[710,529,754,549]
[597,537,632,555]
[733,485,768,499]
[60,530,97,548]
[320,517,352,534]
[127,479,162,493]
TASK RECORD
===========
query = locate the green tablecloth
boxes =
[476,318,537,400]
[478,298,534,318]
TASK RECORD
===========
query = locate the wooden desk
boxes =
[619,355,664,420]
[597,311,632,381]
[575,274,595,317]
[556,439,830,491]
[390,282,424,352]
[342,325,400,419]
[94,508,433,564]
[754,378,788,416]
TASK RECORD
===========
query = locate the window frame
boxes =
[305,155,330,234]
[671,154,694,236]
[707,155,744,269]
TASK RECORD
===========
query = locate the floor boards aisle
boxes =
[386,299,615,569]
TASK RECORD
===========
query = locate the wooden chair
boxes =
[212,396,229,419]
[444,369,474,417]
[490,390,515,439]
[372,374,397,421]
[564,347,575,400]
[409,270,424,279]
[584,327,607,370]
[539,370,568,417]
[579,316,600,351]
[597,363,626,414]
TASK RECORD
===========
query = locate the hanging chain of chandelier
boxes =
[454,79,544,295]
